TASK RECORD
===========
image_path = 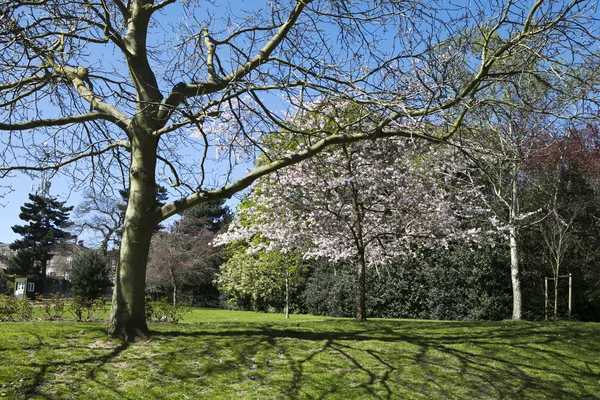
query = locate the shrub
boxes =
[70,250,111,302]
[16,298,33,320]
[68,296,87,321]
[68,295,107,321]
[41,293,65,320]
[303,245,512,321]
[0,295,18,321]
[146,297,188,323]
[303,262,356,317]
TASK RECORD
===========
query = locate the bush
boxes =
[0,295,18,320]
[303,262,356,317]
[68,296,87,321]
[0,295,34,320]
[303,245,512,321]
[70,250,111,302]
[67,295,106,321]
[146,297,188,323]
[40,293,65,320]
[16,298,33,319]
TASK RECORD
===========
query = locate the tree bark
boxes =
[285,273,289,319]
[343,144,367,322]
[509,225,522,320]
[509,166,522,320]
[169,267,177,306]
[356,249,367,322]
[108,135,159,341]
[554,274,559,319]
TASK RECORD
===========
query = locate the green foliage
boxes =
[519,160,600,321]
[0,295,33,320]
[8,193,73,278]
[6,249,39,278]
[67,296,86,321]
[218,244,308,313]
[0,294,18,320]
[303,262,356,317]
[16,298,33,319]
[175,199,232,235]
[40,293,65,320]
[145,297,188,323]
[304,246,512,320]
[69,250,111,301]
[67,296,107,321]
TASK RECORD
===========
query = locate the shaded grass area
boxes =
[1,309,599,399]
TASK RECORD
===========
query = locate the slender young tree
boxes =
[458,71,588,319]
[1,0,598,340]
[526,126,600,318]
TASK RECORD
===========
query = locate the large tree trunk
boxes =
[108,135,160,341]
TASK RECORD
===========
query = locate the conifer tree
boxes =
[175,199,232,236]
[8,194,74,287]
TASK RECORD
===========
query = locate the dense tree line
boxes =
[216,122,600,322]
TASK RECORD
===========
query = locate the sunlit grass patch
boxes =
[1,310,599,399]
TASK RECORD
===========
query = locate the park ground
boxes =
[1,309,599,399]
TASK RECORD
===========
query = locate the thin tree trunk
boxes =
[509,165,522,320]
[554,274,559,319]
[356,249,367,322]
[285,273,289,319]
[40,253,48,295]
[509,225,522,319]
[343,144,367,322]
[108,135,160,341]
[169,267,177,306]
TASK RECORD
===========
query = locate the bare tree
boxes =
[71,187,125,254]
[1,0,598,340]
[146,229,220,306]
[531,128,600,318]
[457,57,598,319]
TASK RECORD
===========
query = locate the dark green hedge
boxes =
[304,246,512,321]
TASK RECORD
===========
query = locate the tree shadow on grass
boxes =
[5,329,132,400]
[154,320,600,399]
[4,320,598,399]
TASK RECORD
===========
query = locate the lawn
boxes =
[1,309,599,399]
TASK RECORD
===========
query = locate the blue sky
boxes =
[0,174,80,245]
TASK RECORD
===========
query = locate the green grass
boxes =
[1,309,599,399]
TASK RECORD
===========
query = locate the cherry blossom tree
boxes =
[1,0,598,339]
[218,114,488,321]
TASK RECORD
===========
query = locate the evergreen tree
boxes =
[70,250,111,302]
[175,199,232,235]
[8,194,74,283]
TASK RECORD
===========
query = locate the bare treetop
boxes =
[2,1,597,204]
